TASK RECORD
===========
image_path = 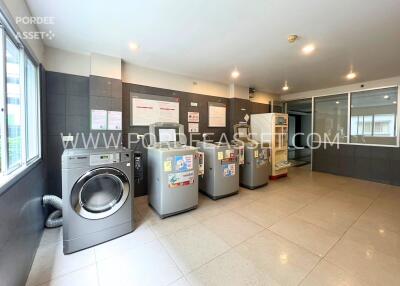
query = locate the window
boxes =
[0,25,40,180]
[313,94,348,143]
[350,87,398,145]
[5,36,22,170]
[25,58,39,161]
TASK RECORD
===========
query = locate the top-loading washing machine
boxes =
[147,122,201,218]
[196,141,239,200]
[62,148,133,254]
[232,123,269,189]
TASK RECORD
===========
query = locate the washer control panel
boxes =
[90,153,120,166]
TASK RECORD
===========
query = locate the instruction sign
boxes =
[188,123,199,133]
[188,112,199,123]
[131,94,179,126]
[91,110,107,130]
[223,164,236,177]
[174,155,193,171]
[168,171,195,188]
[107,111,122,130]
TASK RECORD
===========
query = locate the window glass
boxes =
[26,58,39,161]
[350,87,398,145]
[314,94,348,143]
[5,37,22,169]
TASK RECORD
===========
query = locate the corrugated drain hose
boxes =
[42,195,63,228]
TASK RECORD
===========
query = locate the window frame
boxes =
[0,23,41,187]
[309,85,400,148]
[24,53,41,164]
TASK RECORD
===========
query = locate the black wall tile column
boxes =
[46,71,89,196]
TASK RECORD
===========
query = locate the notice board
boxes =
[208,102,226,127]
[131,93,179,126]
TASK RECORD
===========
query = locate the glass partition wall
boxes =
[312,86,399,147]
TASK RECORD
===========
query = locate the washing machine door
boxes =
[71,167,130,220]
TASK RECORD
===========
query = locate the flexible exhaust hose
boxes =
[42,195,63,228]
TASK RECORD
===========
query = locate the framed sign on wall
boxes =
[130,93,179,126]
[208,102,226,127]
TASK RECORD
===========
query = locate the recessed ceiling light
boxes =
[346,71,357,80]
[231,68,240,79]
[302,44,315,55]
[282,81,289,91]
[393,101,397,104]
[129,42,139,51]
[384,95,389,99]
[336,101,340,104]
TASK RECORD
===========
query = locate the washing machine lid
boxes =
[71,167,130,220]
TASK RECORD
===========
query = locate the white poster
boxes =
[131,97,179,126]
[209,105,226,127]
[188,123,199,133]
[107,111,122,130]
[188,112,199,123]
[91,110,107,130]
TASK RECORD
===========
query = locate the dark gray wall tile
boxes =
[46,72,66,95]
[89,76,112,97]
[90,95,111,110]
[46,93,65,115]
[47,114,66,136]
[66,95,89,116]
[66,74,89,96]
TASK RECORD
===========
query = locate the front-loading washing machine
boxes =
[62,148,134,254]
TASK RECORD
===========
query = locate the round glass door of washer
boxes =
[72,167,130,219]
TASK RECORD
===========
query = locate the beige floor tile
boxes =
[277,188,324,205]
[259,194,306,215]
[234,230,320,286]
[97,240,182,286]
[159,223,230,274]
[190,199,227,221]
[343,226,400,259]
[300,260,370,286]
[233,201,286,227]
[270,216,341,257]
[354,207,400,234]
[187,248,281,286]
[149,213,199,238]
[168,277,191,286]
[202,211,264,246]
[219,192,255,211]
[26,242,96,286]
[294,199,364,235]
[369,196,400,217]
[326,237,400,286]
[40,228,63,246]
[94,224,156,261]
[36,265,98,286]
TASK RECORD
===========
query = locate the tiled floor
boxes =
[27,166,400,286]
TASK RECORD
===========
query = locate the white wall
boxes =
[90,53,121,79]
[229,83,249,100]
[44,46,90,76]
[282,76,400,101]
[123,62,230,98]
[251,91,279,104]
[1,0,44,62]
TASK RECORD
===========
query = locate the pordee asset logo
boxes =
[15,16,55,40]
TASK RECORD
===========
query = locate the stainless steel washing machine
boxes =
[62,148,133,254]
[147,123,200,218]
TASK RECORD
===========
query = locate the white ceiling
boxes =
[26,0,400,94]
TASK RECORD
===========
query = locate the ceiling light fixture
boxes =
[129,42,140,51]
[282,81,289,91]
[302,44,315,55]
[393,101,397,104]
[346,71,357,80]
[231,68,240,79]
[384,95,389,99]
[336,101,340,104]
